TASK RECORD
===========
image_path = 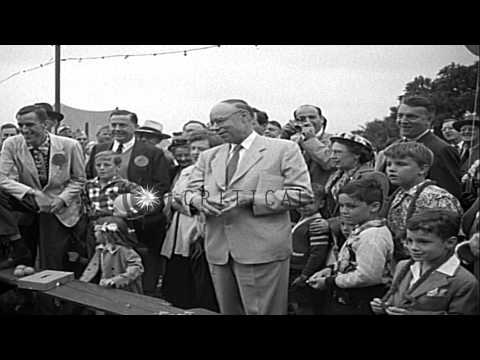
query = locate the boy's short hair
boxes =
[311,182,326,201]
[383,141,434,167]
[94,150,122,166]
[338,177,383,205]
[406,209,460,240]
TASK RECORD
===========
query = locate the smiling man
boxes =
[184,99,313,315]
[376,96,461,199]
[0,104,85,270]
[85,109,172,296]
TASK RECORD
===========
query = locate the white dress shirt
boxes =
[112,136,135,153]
[227,131,258,166]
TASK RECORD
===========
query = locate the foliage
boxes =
[355,61,479,150]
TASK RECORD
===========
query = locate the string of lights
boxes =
[0,45,223,85]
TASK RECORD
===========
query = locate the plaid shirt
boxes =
[387,180,463,239]
[83,176,139,218]
[27,133,50,187]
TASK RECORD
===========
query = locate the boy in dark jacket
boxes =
[288,183,332,314]
[371,209,478,315]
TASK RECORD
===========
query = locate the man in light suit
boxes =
[0,105,85,270]
[185,99,313,315]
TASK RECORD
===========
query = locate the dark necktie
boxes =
[226,144,242,185]
[461,143,470,163]
[116,143,123,154]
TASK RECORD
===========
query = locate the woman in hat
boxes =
[322,133,389,250]
[324,133,389,219]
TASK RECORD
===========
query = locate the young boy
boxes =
[307,178,393,315]
[74,151,139,268]
[384,142,463,261]
[289,183,332,315]
[371,209,479,315]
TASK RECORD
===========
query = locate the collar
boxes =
[231,131,257,152]
[410,254,460,280]
[91,175,123,188]
[400,179,429,196]
[113,136,135,153]
[403,129,431,142]
[351,219,386,236]
[27,132,50,150]
[96,243,119,254]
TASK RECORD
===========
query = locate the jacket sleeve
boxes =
[335,229,392,288]
[436,144,462,199]
[0,137,32,199]
[57,141,86,207]
[110,248,144,286]
[447,277,479,315]
[302,218,332,277]
[149,148,171,198]
[300,137,333,171]
[85,144,97,180]
[253,141,313,216]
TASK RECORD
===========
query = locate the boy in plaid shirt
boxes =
[74,151,139,264]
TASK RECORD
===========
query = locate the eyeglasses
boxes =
[210,110,244,127]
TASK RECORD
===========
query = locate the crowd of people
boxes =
[0,95,478,315]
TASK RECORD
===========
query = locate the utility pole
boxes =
[54,45,61,112]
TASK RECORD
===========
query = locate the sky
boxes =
[0,45,477,135]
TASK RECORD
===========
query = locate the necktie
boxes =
[461,143,470,163]
[116,143,123,154]
[226,144,242,185]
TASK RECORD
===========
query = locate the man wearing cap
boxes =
[86,110,172,296]
[135,120,177,184]
[185,99,313,315]
[376,96,461,199]
[34,103,64,134]
[453,113,480,175]
[0,104,85,270]
[281,105,334,186]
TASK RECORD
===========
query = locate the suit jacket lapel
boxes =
[229,136,265,186]
[46,135,65,190]
[409,271,449,298]
[211,144,229,190]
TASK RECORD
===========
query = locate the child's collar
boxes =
[411,254,460,278]
[96,175,121,186]
[351,218,386,236]
[400,179,428,193]
[96,242,119,254]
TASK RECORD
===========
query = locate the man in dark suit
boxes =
[86,109,171,296]
[376,96,461,199]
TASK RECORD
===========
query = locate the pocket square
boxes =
[426,288,447,297]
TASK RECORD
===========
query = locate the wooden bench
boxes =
[0,268,217,315]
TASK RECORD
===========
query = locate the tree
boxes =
[403,61,479,129]
[355,60,478,148]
